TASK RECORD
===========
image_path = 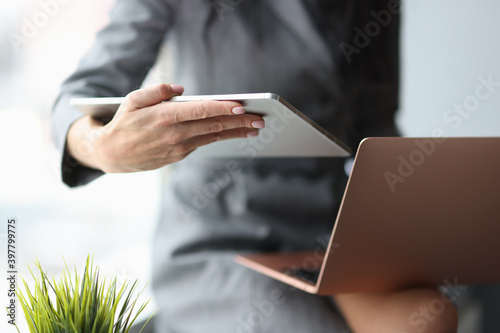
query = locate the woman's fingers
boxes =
[120,83,247,125]
[149,100,246,125]
[160,127,260,160]
[122,83,185,111]
[165,115,265,144]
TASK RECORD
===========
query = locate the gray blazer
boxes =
[52,1,399,332]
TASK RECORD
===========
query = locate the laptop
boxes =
[70,93,351,158]
[236,137,500,295]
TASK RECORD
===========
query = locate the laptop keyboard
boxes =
[285,267,320,284]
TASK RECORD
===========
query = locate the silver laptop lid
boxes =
[318,137,500,294]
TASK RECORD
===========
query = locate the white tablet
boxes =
[70,93,351,158]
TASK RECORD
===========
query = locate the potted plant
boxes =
[15,256,152,333]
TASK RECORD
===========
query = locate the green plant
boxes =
[16,256,152,333]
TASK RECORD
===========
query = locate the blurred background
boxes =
[1,0,500,332]
[0,0,162,331]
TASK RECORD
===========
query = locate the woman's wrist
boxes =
[66,115,106,171]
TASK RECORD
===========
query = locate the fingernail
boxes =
[170,84,184,94]
[247,130,259,138]
[232,106,245,114]
[251,120,265,129]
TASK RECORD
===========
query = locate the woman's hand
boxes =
[67,83,265,172]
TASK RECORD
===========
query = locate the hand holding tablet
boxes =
[70,85,351,163]
[67,84,270,172]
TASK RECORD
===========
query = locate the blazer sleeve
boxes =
[51,0,176,187]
